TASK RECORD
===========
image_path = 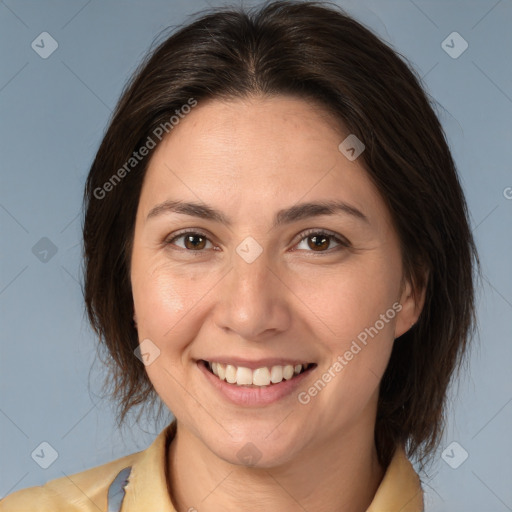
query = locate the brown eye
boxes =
[183,234,207,250]
[295,229,349,253]
[307,234,331,251]
[167,231,213,251]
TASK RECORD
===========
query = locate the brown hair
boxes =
[82,0,478,468]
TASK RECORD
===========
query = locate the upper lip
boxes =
[199,357,315,370]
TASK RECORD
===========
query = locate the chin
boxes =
[200,422,305,469]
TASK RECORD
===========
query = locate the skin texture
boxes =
[130,95,425,512]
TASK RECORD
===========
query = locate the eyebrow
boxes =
[146,199,369,228]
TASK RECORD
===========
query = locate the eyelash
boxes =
[164,228,350,255]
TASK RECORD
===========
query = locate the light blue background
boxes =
[1,1,511,510]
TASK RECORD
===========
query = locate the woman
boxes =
[0,1,478,510]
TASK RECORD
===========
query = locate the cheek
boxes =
[308,295,397,427]
[298,258,399,401]
[130,261,210,414]
[324,288,397,380]
[143,275,184,317]
[132,258,200,330]
[294,257,401,341]
[131,258,218,361]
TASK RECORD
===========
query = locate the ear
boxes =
[394,272,428,339]
[133,308,138,328]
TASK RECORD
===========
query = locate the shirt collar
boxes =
[366,447,424,511]
[121,420,423,511]
[121,420,177,511]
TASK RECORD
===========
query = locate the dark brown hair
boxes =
[82,0,478,469]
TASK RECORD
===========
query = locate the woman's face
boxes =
[130,95,420,467]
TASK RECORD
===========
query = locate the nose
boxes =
[212,247,292,341]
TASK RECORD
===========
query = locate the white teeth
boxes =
[206,361,312,387]
[283,365,294,380]
[270,365,283,383]
[225,364,237,384]
[253,367,271,386]
[236,367,253,385]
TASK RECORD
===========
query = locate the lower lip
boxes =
[197,361,315,406]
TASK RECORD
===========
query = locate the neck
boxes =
[167,408,384,512]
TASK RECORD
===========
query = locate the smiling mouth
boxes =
[201,360,316,387]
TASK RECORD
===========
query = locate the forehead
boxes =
[148,94,346,174]
[138,95,390,230]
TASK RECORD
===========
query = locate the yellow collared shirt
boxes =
[0,421,424,511]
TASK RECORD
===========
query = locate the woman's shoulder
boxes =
[0,450,142,512]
